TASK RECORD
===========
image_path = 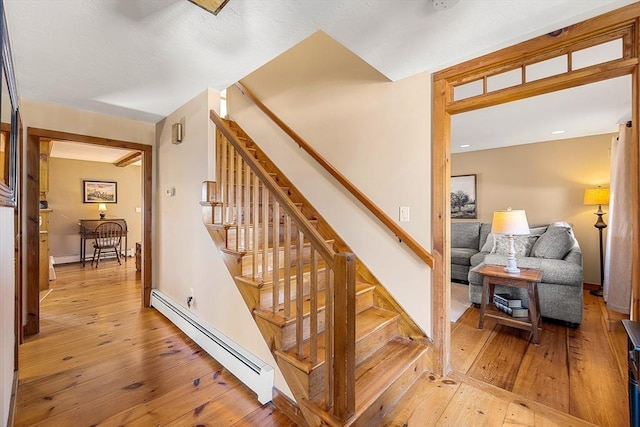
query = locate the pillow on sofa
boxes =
[481,233,496,252]
[530,226,574,259]
[491,234,538,256]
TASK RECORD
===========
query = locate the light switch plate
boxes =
[399,206,410,222]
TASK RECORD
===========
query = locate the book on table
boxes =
[494,293,522,308]
[492,295,529,318]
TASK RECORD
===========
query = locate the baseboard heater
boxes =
[150,290,274,404]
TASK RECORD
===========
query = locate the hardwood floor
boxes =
[16,262,627,426]
[16,261,295,427]
[450,290,629,427]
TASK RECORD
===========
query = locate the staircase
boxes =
[201,112,432,426]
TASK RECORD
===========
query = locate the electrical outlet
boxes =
[187,288,195,308]
[399,206,410,222]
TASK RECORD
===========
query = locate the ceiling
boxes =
[4,0,637,158]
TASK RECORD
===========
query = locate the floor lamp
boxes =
[583,187,610,297]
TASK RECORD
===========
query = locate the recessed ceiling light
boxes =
[551,130,566,135]
[460,144,471,148]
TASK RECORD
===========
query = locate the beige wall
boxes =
[452,133,614,284]
[20,99,155,145]
[47,158,142,261]
[154,89,290,396]
[228,31,433,335]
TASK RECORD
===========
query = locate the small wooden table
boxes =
[477,264,543,344]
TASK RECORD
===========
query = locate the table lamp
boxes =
[583,186,610,296]
[98,203,107,220]
[491,208,530,274]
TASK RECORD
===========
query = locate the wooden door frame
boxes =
[24,127,152,336]
[432,3,640,375]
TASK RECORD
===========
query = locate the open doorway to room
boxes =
[24,128,152,336]
[445,74,632,424]
[431,2,639,383]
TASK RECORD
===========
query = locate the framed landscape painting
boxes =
[451,174,477,219]
[83,180,117,203]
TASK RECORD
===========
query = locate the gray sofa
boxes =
[452,221,584,326]
[451,222,492,283]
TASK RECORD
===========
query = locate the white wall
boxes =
[154,89,290,398]
[228,32,433,335]
[0,206,15,427]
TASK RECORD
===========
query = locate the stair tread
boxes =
[236,261,328,287]
[351,337,428,416]
[255,282,377,328]
[275,306,399,372]
[215,217,318,230]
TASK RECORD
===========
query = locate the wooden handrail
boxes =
[210,110,337,267]
[234,82,434,268]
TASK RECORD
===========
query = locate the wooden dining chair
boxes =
[91,221,123,267]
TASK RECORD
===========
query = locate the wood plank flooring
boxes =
[450,290,629,427]
[16,262,627,426]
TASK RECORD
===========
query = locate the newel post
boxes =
[334,252,356,421]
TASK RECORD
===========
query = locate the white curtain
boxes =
[603,122,632,314]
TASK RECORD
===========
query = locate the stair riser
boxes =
[225,221,316,251]
[211,200,303,225]
[355,317,399,366]
[240,244,322,277]
[235,269,328,311]
[274,309,400,401]
[258,270,328,309]
[351,351,429,427]
[280,308,326,352]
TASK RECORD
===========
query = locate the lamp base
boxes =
[99,213,106,220]
[503,266,521,274]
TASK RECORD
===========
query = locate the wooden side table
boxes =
[477,264,543,344]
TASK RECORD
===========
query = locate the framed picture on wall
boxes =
[83,180,117,203]
[451,174,477,219]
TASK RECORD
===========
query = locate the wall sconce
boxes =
[172,122,183,144]
[98,203,107,220]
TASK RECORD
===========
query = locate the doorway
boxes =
[431,3,640,375]
[24,127,152,336]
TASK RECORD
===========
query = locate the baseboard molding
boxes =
[53,249,133,265]
[272,388,308,427]
[7,370,18,427]
[150,290,274,404]
[583,282,599,291]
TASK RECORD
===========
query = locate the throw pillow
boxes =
[481,233,495,252]
[491,234,538,257]
[530,226,575,259]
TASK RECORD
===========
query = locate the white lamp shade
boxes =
[491,209,529,235]
[97,203,107,212]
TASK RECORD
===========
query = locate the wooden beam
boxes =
[113,151,141,167]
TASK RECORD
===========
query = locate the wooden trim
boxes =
[234,82,434,267]
[632,23,640,320]
[271,389,309,427]
[24,127,153,337]
[6,370,17,427]
[432,3,640,375]
[24,131,39,336]
[431,78,452,376]
[113,151,141,167]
